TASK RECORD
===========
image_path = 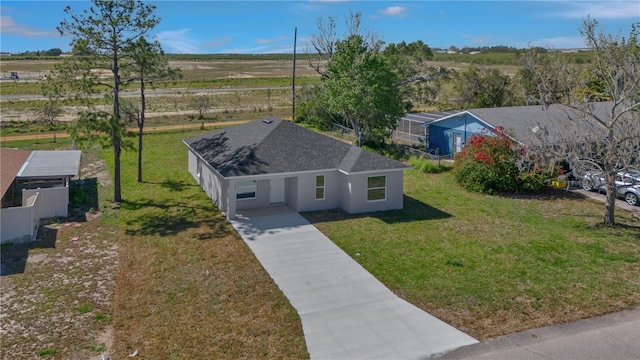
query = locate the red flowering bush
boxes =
[453,127,545,194]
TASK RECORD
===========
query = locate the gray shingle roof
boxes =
[184,116,410,178]
[467,103,606,144]
[402,102,612,145]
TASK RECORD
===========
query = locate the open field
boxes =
[0,54,536,123]
[0,58,320,126]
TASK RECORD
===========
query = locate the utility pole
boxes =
[292,27,297,121]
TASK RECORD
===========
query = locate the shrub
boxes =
[407,156,452,174]
[453,127,544,194]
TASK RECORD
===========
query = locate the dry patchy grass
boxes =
[0,150,118,359]
[109,129,307,359]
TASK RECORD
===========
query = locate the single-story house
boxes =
[1,149,82,244]
[396,103,608,156]
[184,117,411,220]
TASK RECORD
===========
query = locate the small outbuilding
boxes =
[1,149,81,244]
[184,117,411,219]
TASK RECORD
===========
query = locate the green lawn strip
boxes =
[105,129,307,359]
[303,170,640,340]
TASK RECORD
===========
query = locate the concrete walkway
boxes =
[230,207,477,360]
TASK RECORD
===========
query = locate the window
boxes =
[367,175,386,201]
[315,175,325,200]
[236,180,256,200]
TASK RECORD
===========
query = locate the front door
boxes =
[453,133,462,155]
[270,178,285,204]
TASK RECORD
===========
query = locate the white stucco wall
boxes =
[187,148,406,219]
[294,170,342,212]
[188,149,228,213]
[236,179,270,210]
[342,170,405,214]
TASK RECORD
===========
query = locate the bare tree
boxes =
[527,19,640,225]
[306,11,382,78]
[517,48,579,106]
[39,76,64,142]
[190,94,212,120]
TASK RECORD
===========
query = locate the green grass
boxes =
[104,129,308,359]
[6,122,638,354]
[38,349,56,356]
[303,170,640,339]
[74,304,93,314]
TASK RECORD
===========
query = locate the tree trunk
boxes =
[113,133,122,203]
[137,73,145,183]
[604,171,616,226]
[112,49,122,203]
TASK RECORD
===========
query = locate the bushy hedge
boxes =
[453,128,548,194]
[407,156,452,173]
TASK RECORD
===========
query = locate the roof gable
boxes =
[184,117,409,177]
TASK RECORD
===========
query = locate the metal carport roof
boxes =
[17,150,82,179]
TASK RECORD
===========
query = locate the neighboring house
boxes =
[184,117,410,220]
[396,103,608,156]
[1,149,82,244]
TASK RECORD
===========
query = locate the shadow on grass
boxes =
[121,199,232,239]
[303,195,452,225]
[69,177,99,221]
[142,178,197,192]
[594,222,640,237]
[0,220,58,276]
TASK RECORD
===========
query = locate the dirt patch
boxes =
[0,157,118,360]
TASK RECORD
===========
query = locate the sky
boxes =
[1,1,638,54]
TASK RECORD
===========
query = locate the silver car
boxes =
[581,171,640,206]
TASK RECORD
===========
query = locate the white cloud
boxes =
[0,15,57,37]
[155,29,201,54]
[528,36,586,49]
[554,1,639,19]
[380,6,407,16]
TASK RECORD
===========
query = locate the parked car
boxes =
[581,171,640,206]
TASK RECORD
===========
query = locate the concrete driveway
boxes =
[230,206,477,360]
[572,188,640,214]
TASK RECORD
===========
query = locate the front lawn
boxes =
[303,170,640,339]
[105,129,308,359]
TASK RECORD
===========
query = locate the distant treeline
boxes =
[163,53,312,61]
[9,48,63,57]
[433,51,593,66]
[5,49,593,66]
